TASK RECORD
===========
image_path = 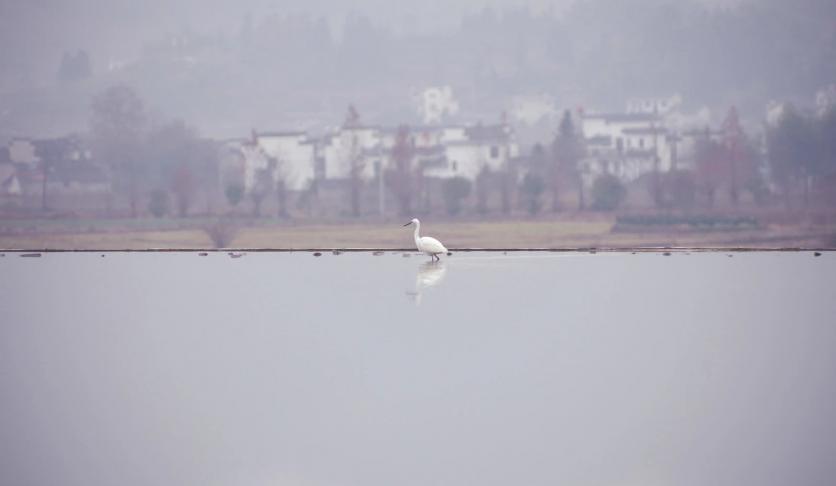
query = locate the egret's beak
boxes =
[402,222,412,226]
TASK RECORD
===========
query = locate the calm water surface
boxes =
[1,251,835,486]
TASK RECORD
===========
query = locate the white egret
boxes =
[403,218,447,261]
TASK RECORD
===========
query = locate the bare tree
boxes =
[722,106,744,206]
[499,169,514,215]
[144,120,216,218]
[171,163,194,217]
[767,105,818,209]
[384,125,415,216]
[250,161,275,217]
[204,219,239,248]
[275,179,288,218]
[32,141,65,211]
[694,129,724,208]
[441,176,472,215]
[344,105,365,217]
[90,85,147,218]
[475,165,491,214]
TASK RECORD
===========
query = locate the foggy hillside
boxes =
[1,0,833,139]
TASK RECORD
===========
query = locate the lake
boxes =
[1,251,835,486]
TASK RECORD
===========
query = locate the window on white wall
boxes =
[490,146,499,158]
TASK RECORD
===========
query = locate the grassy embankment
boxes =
[1,216,833,250]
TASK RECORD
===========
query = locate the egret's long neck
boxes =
[413,222,421,246]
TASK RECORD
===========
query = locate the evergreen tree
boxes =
[552,110,584,210]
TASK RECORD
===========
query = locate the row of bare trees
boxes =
[767,104,836,208]
[678,104,836,211]
[90,85,220,218]
[345,109,589,218]
[86,87,836,220]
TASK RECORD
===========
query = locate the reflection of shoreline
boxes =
[408,261,447,306]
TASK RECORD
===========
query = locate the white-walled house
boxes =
[369,123,518,181]
[320,125,382,181]
[581,112,677,182]
[0,161,22,198]
[8,138,39,166]
[224,122,520,193]
[219,138,272,194]
[254,131,316,191]
[221,131,321,193]
[432,124,519,179]
[417,86,460,125]
[626,94,682,115]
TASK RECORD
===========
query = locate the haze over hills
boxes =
[0,0,833,141]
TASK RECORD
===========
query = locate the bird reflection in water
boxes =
[407,260,447,306]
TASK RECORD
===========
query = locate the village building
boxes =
[8,138,39,166]
[417,86,460,125]
[225,122,519,188]
[1,136,108,210]
[254,131,317,191]
[579,96,723,183]
[581,112,676,182]
[0,148,23,204]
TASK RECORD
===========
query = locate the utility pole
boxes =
[651,110,662,206]
[375,160,384,217]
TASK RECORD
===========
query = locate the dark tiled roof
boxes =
[257,131,307,138]
[420,157,447,169]
[414,145,446,156]
[622,127,667,135]
[583,113,659,123]
[53,162,109,184]
[624,149,657,158]
[682,129,722,138]
[587,135,612,146]
[31,137,80,156]
[465,124,510,141]
[341,124,381,131]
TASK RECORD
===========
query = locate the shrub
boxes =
[441,177,472,215]
[204,219,239,248]
[519,172,546,215]
[148,189,170,218]
[225,184,244,207]
[591,174,626,210]
[663,170,697,209]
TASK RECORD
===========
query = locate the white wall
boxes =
[323,127,381,180]
[256,133,316,191]
[582,115,674,181]
[437,140,512,180]
[8,139,38,166]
